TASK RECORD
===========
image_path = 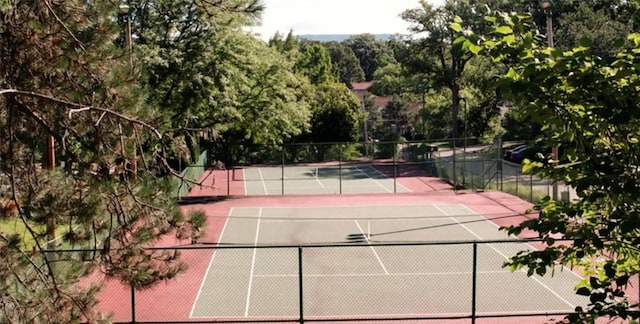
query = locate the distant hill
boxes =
[298,34,397,42]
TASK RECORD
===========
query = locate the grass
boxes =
[0,218,69,249]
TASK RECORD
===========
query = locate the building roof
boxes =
[351,81,374,91]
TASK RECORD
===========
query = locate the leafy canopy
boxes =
[457,9,640,323]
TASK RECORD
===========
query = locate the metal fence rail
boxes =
[47,239,593,324]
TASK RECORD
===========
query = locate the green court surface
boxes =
[189,203,587,320]
[239,165,412,195]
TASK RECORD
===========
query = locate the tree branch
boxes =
[1,89,163,139]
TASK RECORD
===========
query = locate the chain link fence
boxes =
[52,239,604,323]
[190,138,573,202]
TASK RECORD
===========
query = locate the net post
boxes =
[281,145,285,195]
[298,246,304,324]
[471,242,478,324]
[227,167,230,196]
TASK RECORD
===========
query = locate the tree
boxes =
[554,3,631,57]
[206,30,313,164]
[0,1,197,321]
[343,34,396,81]
[309,83,362,159]
[382,97,413,139]
[322,41,365,87]
[137,0,313,165]
[401,0,494,140]
[295,41,338,85]
[134,0,265,162]
[460,10,640,323]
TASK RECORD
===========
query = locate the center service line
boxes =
[245,207,262,316]
[354,220,389,274]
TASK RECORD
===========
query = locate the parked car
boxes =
[503,144,527,162]
[510,145,534,163]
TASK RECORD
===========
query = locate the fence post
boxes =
[393,141,397,193]
[530,174,534,202]
[298,246,304,324]
[227,168,230,196]
[515,165,519,197]
[131,285,136,323]
[281,146,285,195]
[471,242,478,324]
[339,143,343,194]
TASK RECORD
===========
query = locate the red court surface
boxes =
[90,170,638,324]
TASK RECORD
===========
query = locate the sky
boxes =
[251,0,443,40]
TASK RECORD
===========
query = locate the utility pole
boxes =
[540,0,559,201]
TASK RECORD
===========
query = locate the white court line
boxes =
[254,270,511,278]
[257,168,269,195]
[360,165,412,192]
[433,204,576,309]
[244,208,262,317]
[313,171,325,188]
[353,166,392,193]
[456,203,583,280]
[189,208,235,318]
[354,220,389,274]
[243,169,247,195]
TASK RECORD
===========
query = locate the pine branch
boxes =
[0,88,163,139]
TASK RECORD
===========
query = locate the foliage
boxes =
[309,83,362,160]
[323,41,365,87]
[459,9,640,323]
[382,97,413,137]
[401,0,496,139]
[295,41,338,85]
[554,3,632,57]
[343,34,396,81]
[0,0,205,321]
[134,0,264,161]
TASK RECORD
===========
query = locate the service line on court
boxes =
[257,168,269,195]
[456,204,583,280]
[353,166,393,193]
[365,165,412,193]
[354,220,389,274]
[189,208,234,318]
[433,204,576,309]
[314,174,325,188]
[244,207,262,317]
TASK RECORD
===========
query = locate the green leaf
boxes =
[495,25,513,35]
[616,275,629,286]
[628,32,640,46]
[453,35,466,45]
[468,43,482,55]
[506,67,520,80]
[485,16,497,23]
[576,287,591,296]
[453,15,463,23]
[503,35,516,44]
[450,22,462,32]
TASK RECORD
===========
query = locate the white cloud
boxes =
[251,0,442,40]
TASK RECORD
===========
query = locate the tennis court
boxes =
[236,164,413,195]
[188,203,587,321]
